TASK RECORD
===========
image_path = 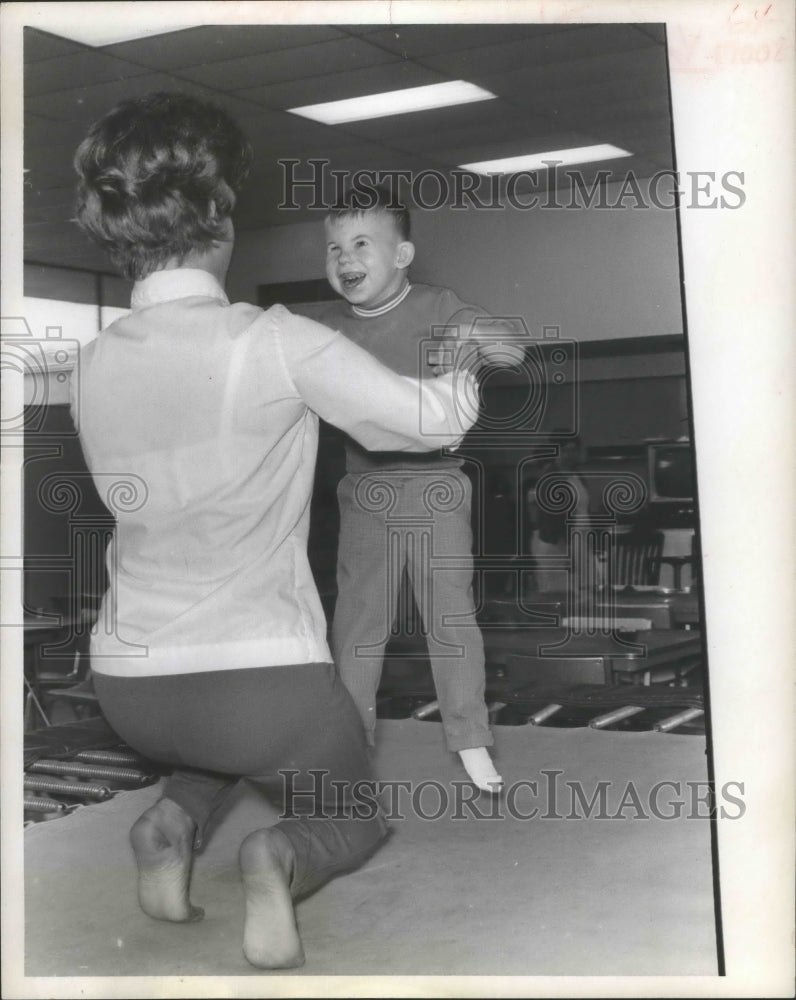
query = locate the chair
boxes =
[24,593,102,731]
[609,529,664,587]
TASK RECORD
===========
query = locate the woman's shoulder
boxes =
[226,300,267,334]
[259,303,339,338]
[223,302,303,343]
[231,304,346,371]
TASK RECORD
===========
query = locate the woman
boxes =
[71,91,475,969]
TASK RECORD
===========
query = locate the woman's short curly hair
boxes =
[74,91,253,280]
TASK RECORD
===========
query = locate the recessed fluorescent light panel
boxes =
[459,144,633,174]
[288,81,497,125]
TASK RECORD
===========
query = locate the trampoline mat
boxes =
[22,718,718,979]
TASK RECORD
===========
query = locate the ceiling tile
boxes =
[139,81,284,120]
[602,154,668,182]
[476,153,667,201]
[551,77,668,114]
[422,23,659,78]
[24,73,279,126]
[237,60,446,111]
[231,110,358,149]
[634,24,667,44]
[343,102,552,150]
[99,24,347,70]
[25,144,81,186]
[220,107,311,139]
[389,118,560,159]
[483,46,668,102]
[436,131,598,168]
[24,27,85,62]
[235,145,451,210]
[349,96,542,136]
[171,36,400,91]
[245,127,365,164]
[20,22,675,267]
[290,141,436,173]
[362,22,576,58]
[597,135,673,171]
[554,94,672,129]
[25,71,192,123]
[25,114,87,148]
[602,117,674,146]
[24,51,152,97]
[335,25,392,36]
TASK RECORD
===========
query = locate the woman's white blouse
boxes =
[73,269,474,677]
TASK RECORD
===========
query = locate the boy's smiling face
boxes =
[325,211,414,310]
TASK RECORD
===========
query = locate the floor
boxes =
[20,716,719,985]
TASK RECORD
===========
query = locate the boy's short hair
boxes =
[73,91,253,280]
[326,183,411,242]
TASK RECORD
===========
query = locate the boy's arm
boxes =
[456,312,527,371]
[264,305,476,452]
[436,296,527,374]
[470,317,528,369]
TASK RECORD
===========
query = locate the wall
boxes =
[229,176,692,583]
[227,177,684,343]
[20,266,131,611]
[24,404,112,616]
[20,264,132,404]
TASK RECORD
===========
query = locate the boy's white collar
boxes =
[351,283,411,318]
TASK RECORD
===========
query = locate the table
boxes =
[384,625,704,692]
[485,627,703,685]
[669,592,701,627]
[484,587,702,630]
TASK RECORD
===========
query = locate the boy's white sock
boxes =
[458,747,503,793]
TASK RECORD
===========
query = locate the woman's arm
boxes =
[265,305,477,452]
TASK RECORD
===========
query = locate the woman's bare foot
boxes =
[458,746,504,794]
[239,828,305,969]
[129,798,204,922]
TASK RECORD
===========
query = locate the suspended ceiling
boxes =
[23,21,673,272]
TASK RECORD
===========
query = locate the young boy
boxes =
[321,186,524,793]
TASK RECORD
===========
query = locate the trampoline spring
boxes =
[24,774,112,801]
[654,707,705,732]
[28,760,154,784]
[75,750,146,766]
[530,703,563,725]
[24,796,66,814]
[589,705,646,729]
[411,700,440,720]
